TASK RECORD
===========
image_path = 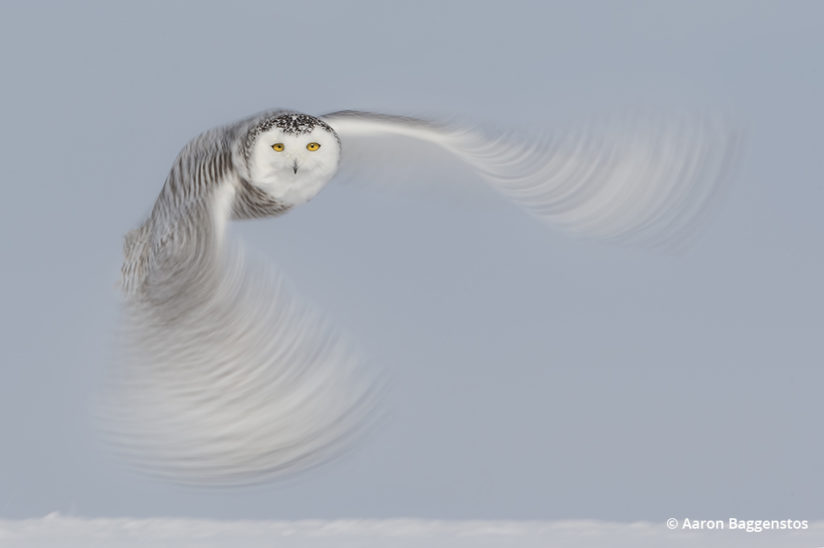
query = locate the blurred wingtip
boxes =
[98,243,385,488]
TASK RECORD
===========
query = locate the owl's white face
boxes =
[248,123,341,207]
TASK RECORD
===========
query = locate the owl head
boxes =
[244,113,341,206]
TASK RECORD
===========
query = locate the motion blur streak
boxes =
[327,111,739,248]
[101,240,380,486]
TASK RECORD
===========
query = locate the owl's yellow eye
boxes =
[272,143,284,152]
[306,142,321,151]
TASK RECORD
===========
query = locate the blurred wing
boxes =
[104,242,380,486]
[322,110,740,246]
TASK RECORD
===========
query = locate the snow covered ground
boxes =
[1,515,822,547]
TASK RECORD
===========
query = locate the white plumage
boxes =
[102,109,737,485]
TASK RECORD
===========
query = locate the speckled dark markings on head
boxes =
[243,113,339,162]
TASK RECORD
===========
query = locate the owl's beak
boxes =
[292,160,299,174]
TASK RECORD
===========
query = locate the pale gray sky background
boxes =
[0,0,821,522]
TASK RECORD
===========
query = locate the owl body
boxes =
[108,108,738,485]
[122,111,343,297]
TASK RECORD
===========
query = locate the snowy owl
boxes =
[104,109,737,485]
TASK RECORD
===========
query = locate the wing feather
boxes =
[322,110,739,246]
